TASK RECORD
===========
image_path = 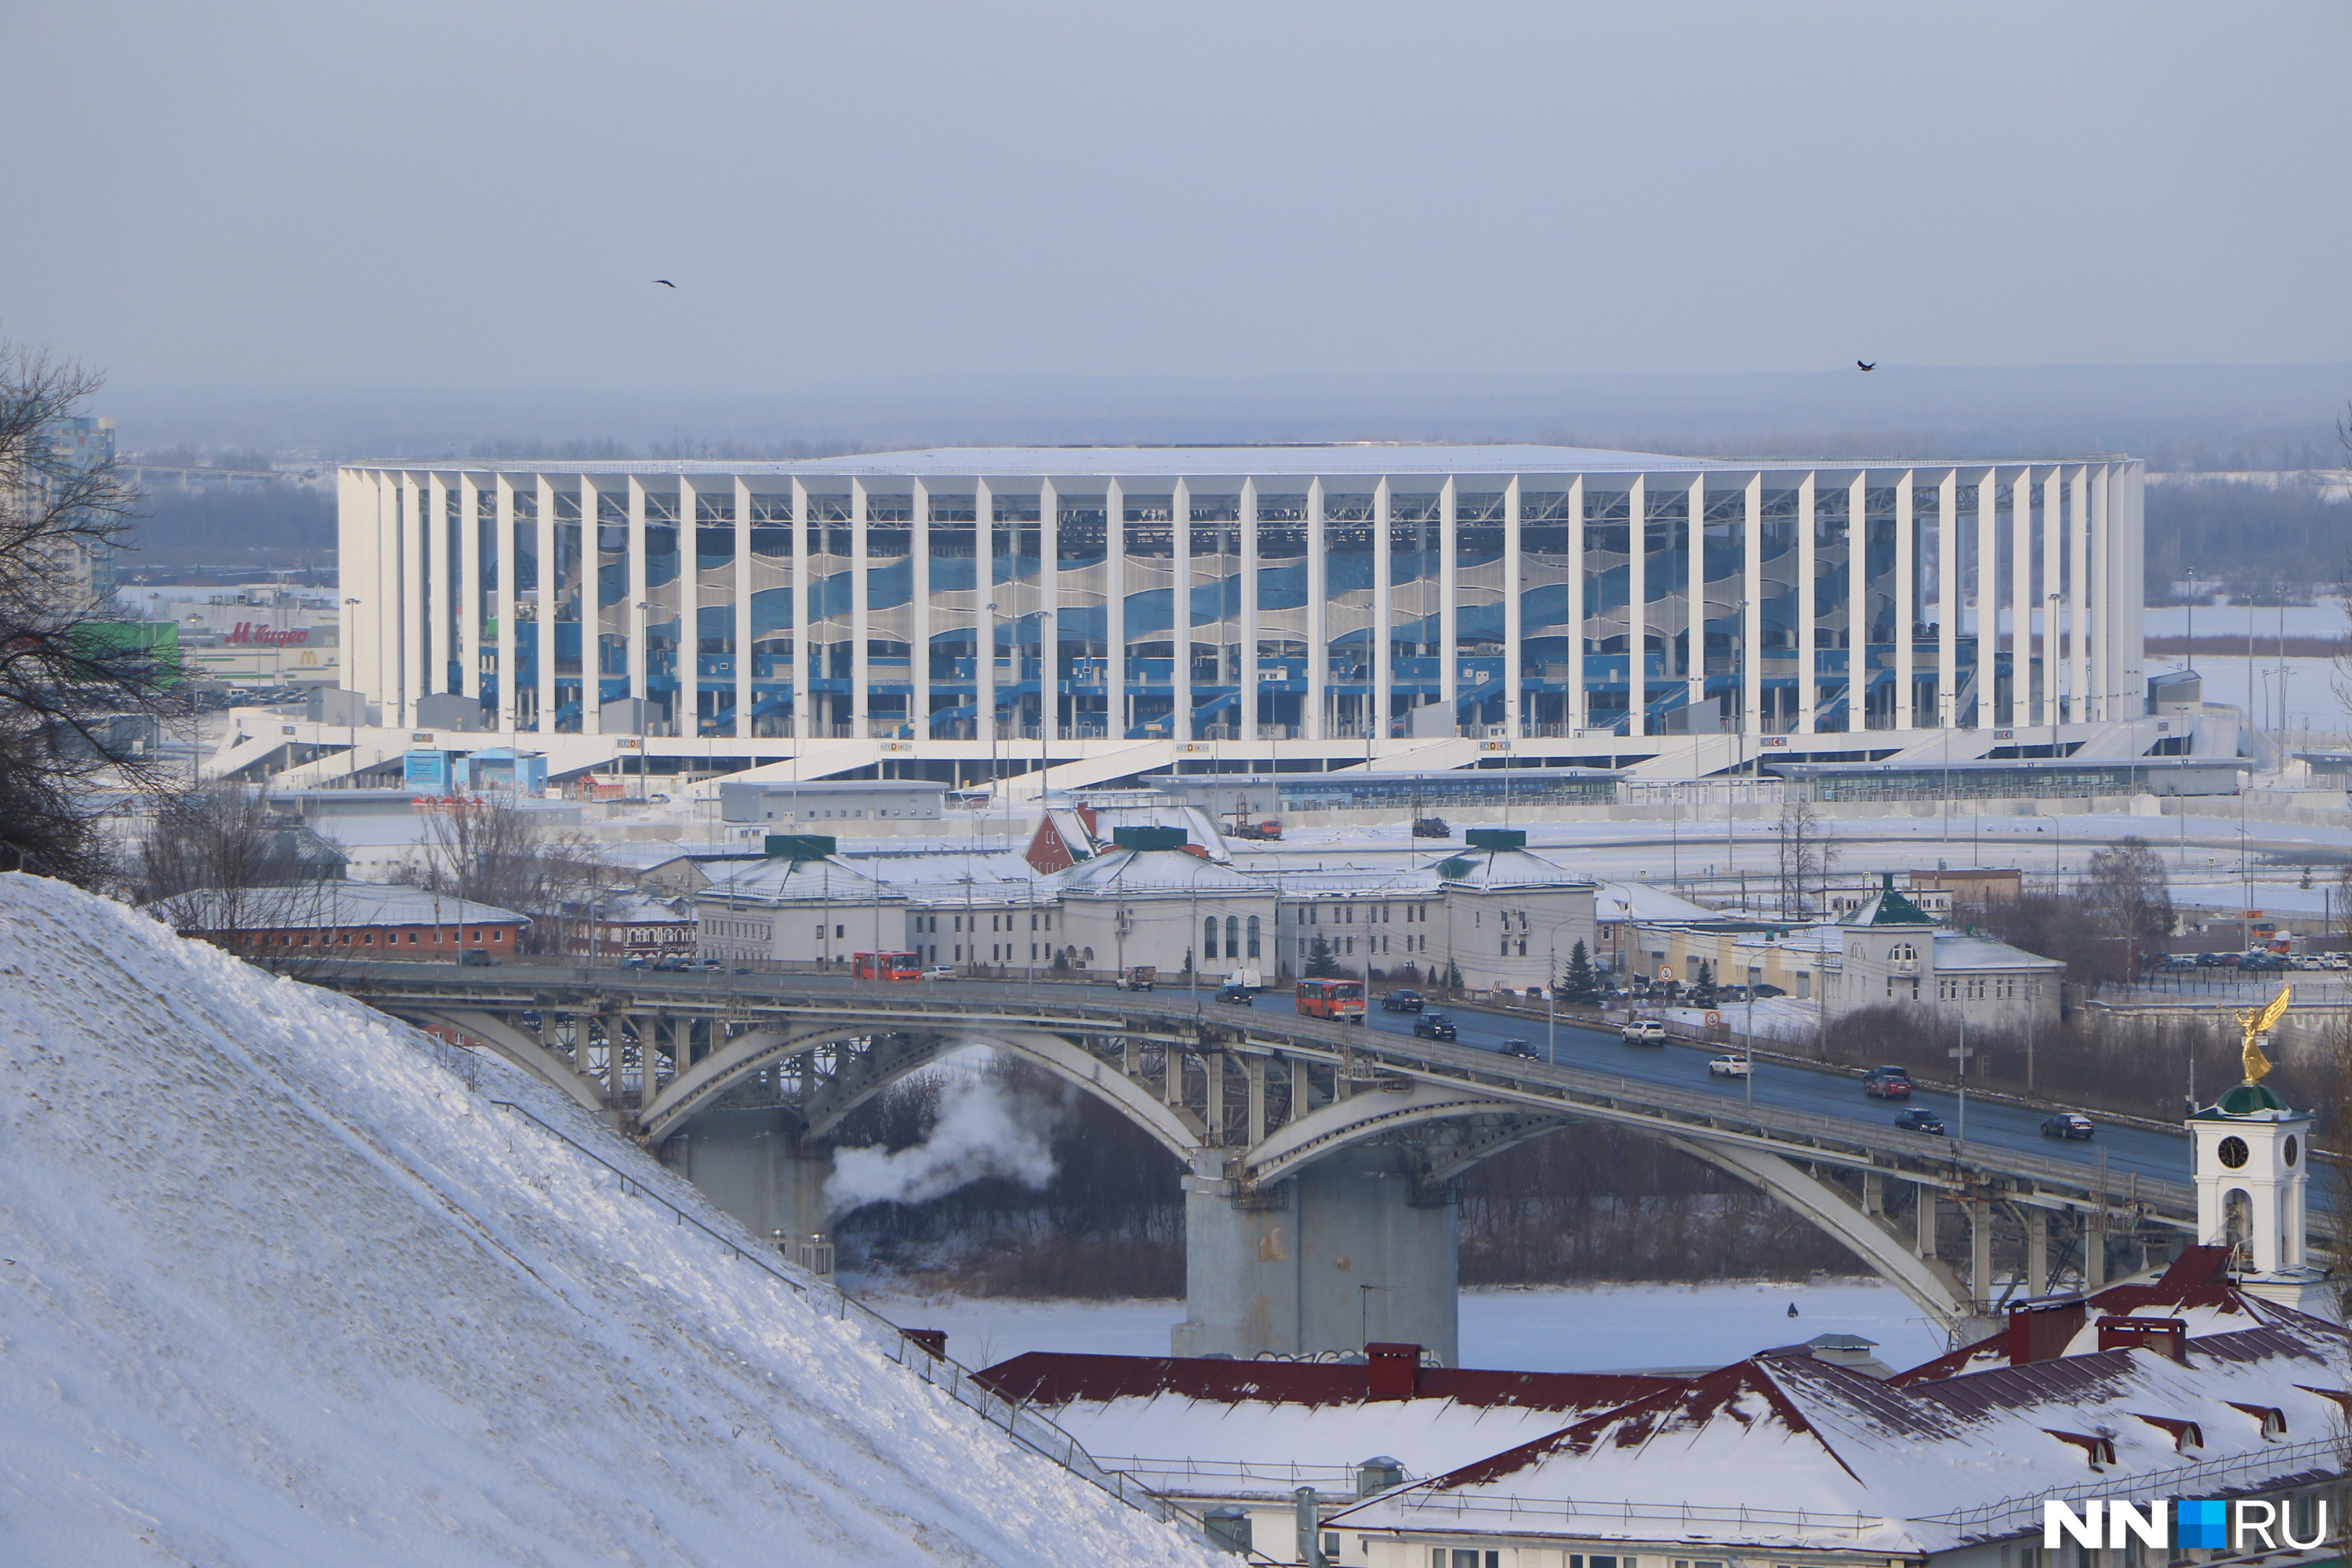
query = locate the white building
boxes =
[332,446,2148,785]
[690,838,905,968]
[1047,829,1276,980]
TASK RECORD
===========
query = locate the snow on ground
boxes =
[851,1279,1953,1377]
[0,873,1218,1568]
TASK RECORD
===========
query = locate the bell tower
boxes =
[2185,986,2326,1308]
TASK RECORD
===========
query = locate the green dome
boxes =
[2215,1082,2288,1116]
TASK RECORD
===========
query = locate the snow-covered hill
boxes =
[0,873,1218,1567]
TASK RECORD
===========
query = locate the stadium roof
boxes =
[358,444,1735,479]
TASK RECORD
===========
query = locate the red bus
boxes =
[1295,977,1366,1024]
[854,951,920,981]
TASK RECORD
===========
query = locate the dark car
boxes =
[1381,989,1426,1013]
[1214,982,1256,1005]
[1894,1108,1947,1134]
[1413,1013,1458,1041]
[1863,1065,1913,1100]
[2042,1112,2095,1140]
[459,949,498,967]
[1750,983,1787,998]
[1411,817,1450,839]
[1497,1038,1541,1061]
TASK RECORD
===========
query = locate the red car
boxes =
[1863,1066,1913,1100]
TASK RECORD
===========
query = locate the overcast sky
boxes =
[4,2,2347,395]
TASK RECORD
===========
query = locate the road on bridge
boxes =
[361,958,2202,1197]
[1225,989,2201,1194]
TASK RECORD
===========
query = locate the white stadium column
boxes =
[626,476,649,733]
[1504,476,1523,739]
[537,475,557,734]
[1372,476,1392,742]
[1306,477,1326,742]
[582,477,601,736]
[1241,477,1261,745]
[2067,465,2088,726]
[427,474,451,699]
[679,477,699,741]
[1894,471,1915,731]
[2011,466,2033,730]
[2039,466,2061,728]
[1797,472,1817,735]
[495,474,516,731]
[1742,473,1762,738]
[790,477,809,738]
[1627,475,1647,739]
[1973,468,1998,728]
[1846,472,1867,732]
[1041,477,1060,744]
[456,474,479,717]
[334,468,372,703]
[2089,466,2109,721]
[1566,476,1584,732]
[911,478,930,743]
[1439,476,1457,735]
[1173,476,1192,743]
[1936,470,1958,732]
[1686,473,1705,722]
[976,478,995,747]
[850,477,869,739]
[401,473,426,728]
[732,475,752,739]
[1106,478,1125,737]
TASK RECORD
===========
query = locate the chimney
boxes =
[2005,1295,2087,1364]
[1366,1342,1421,1400]
[2096,1316,2189,1363]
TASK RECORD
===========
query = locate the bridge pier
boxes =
[1174,1145,1459,1366]
[657,1109,833,1247]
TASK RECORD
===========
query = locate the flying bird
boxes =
[1856,360,1875,372]
[653,278,677,289]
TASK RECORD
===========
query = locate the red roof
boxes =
[975,1351,1675,1412]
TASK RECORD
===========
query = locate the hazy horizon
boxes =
[6,3,2347,404]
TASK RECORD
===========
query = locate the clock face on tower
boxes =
[2217,1135,2250,1171]
[2285,1135,2299,1167]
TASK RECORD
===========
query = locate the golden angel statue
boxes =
[2232,984,2292,1085]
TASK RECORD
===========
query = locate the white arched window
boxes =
[1246,915,1261,958]
[1203,916,1220,959]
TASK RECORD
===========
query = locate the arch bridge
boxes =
[323,964,2212,1361]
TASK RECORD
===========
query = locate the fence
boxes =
[481,1096,1179,1527]
[1911,1437,2340,1541]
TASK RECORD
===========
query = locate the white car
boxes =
[920,965,958,982]
[1621,1019,1668,1045]
[1708,1054,1751,1078]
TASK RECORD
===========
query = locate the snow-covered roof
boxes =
[1435,844,1595,893]
[1597,881,1719,923]
[147,880,532,930]
[692,855,899,905]
[1051,845,1265,898]
[1932,932,2067,972]
[1331,1258,2350,1555]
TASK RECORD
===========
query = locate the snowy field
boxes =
[852,1277,1955,1375]
[0,875,1218,1568]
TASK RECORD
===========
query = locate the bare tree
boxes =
[1773,796,1837,918]
[0,344,169,884]
[2082,835,2174,975]
[400,795,608,952]
[131,782,341,967]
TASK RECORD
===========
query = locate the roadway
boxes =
[325,958,2201,1198]
[1229,987,2200,1196]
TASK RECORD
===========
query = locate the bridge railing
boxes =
[339,965,2195,1219]
[481,1097,1179,1526]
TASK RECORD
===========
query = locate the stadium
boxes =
[306,445,2153,794]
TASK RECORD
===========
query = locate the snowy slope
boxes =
[0,874,1218,1568]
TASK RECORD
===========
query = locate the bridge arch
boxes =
[1242,1073,1972,1323]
